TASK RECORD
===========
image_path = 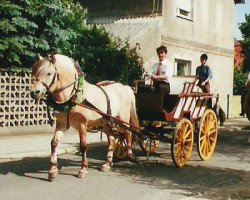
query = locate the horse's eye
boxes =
[47,72,51,76]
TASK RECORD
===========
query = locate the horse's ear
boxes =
[37,54,43,60]
[50,54,56,65]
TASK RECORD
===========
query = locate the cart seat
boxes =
[137,83,155,93]
[135,92,179,121]
[165,94,179,112]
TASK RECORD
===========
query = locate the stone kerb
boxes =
[0,69,51,136]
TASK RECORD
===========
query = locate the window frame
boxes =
[174,59,192,77]
[176,0,194,21]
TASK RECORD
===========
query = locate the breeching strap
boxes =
[96,85,111,116]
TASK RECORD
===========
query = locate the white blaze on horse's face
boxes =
[30,58,57,100]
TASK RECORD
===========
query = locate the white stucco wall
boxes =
[99,0,237,117]
[130,18,163,62]
[158,0,235,115]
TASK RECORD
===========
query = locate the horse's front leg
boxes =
[78,123,88,178]
[48,129,64,181]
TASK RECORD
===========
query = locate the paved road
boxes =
[0,118,249,200]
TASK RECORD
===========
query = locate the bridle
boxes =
[33,65,59,94]
[32,60,82,104]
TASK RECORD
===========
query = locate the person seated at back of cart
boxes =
[150,45,172,97]
[194,53,212,93]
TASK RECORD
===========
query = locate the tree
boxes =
[239,14,250,72]
[0,0,143,85]
[0,0,83,68]
[233,68,246,95]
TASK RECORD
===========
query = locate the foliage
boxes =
[233,68,246,95]
[0,0,82,68]
[239,14,250,72]
[0,0,143,85]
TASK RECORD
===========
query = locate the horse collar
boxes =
[47,74,85,112]
[47,94,75,113]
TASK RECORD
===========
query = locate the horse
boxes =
[30,53,139,180]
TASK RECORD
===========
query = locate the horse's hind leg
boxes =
[49,130,64,181]
[124,130,135,162]
[78,123,88,178]
[101,125,114,171]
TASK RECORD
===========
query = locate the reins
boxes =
[52,74,80,96]
[33,66,58,93]
[72,99,142,134]
[51,61,86,97]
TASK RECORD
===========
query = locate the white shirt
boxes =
[150,59,172,83]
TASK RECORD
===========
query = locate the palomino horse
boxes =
[30,54,139,180]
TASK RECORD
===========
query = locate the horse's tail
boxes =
[130,99,139,127]
[128,88,139,128]
[212,98,226,126]
[219,107,226,126]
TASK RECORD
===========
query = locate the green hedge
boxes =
[0,0,143,85]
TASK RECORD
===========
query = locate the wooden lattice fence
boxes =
[0,69,50,135]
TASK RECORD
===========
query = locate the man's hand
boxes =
[201,82,205,86]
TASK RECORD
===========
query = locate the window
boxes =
[176,0,194,20]
[175,59,191,76]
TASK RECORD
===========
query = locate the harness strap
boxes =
[52,79,75,94]
[35,67,58,92]
[75,61,85,76]
[48,68,58,90]
[82,99,113,123]
[96,85,112,116]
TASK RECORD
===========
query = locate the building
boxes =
[83,0,245,116]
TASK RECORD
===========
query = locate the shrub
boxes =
[0,0,143,85]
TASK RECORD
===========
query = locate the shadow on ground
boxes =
[0,132,249,199]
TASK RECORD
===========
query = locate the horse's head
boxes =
[30,54,58,100]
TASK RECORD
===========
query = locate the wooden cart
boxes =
[113,81,218,167]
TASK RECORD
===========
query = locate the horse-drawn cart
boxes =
[30,54,219,180]
[112,81,218,167]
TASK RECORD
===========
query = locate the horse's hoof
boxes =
[48,171,58,181]
[101,163,112,172]
[128,154,136,162]
[48,168,58,181]
[77,172,86,178]
[77,169,88,178]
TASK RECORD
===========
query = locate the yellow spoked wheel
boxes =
[113,137,128,159]
[171,118,194,167]
[197,109,218,161]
